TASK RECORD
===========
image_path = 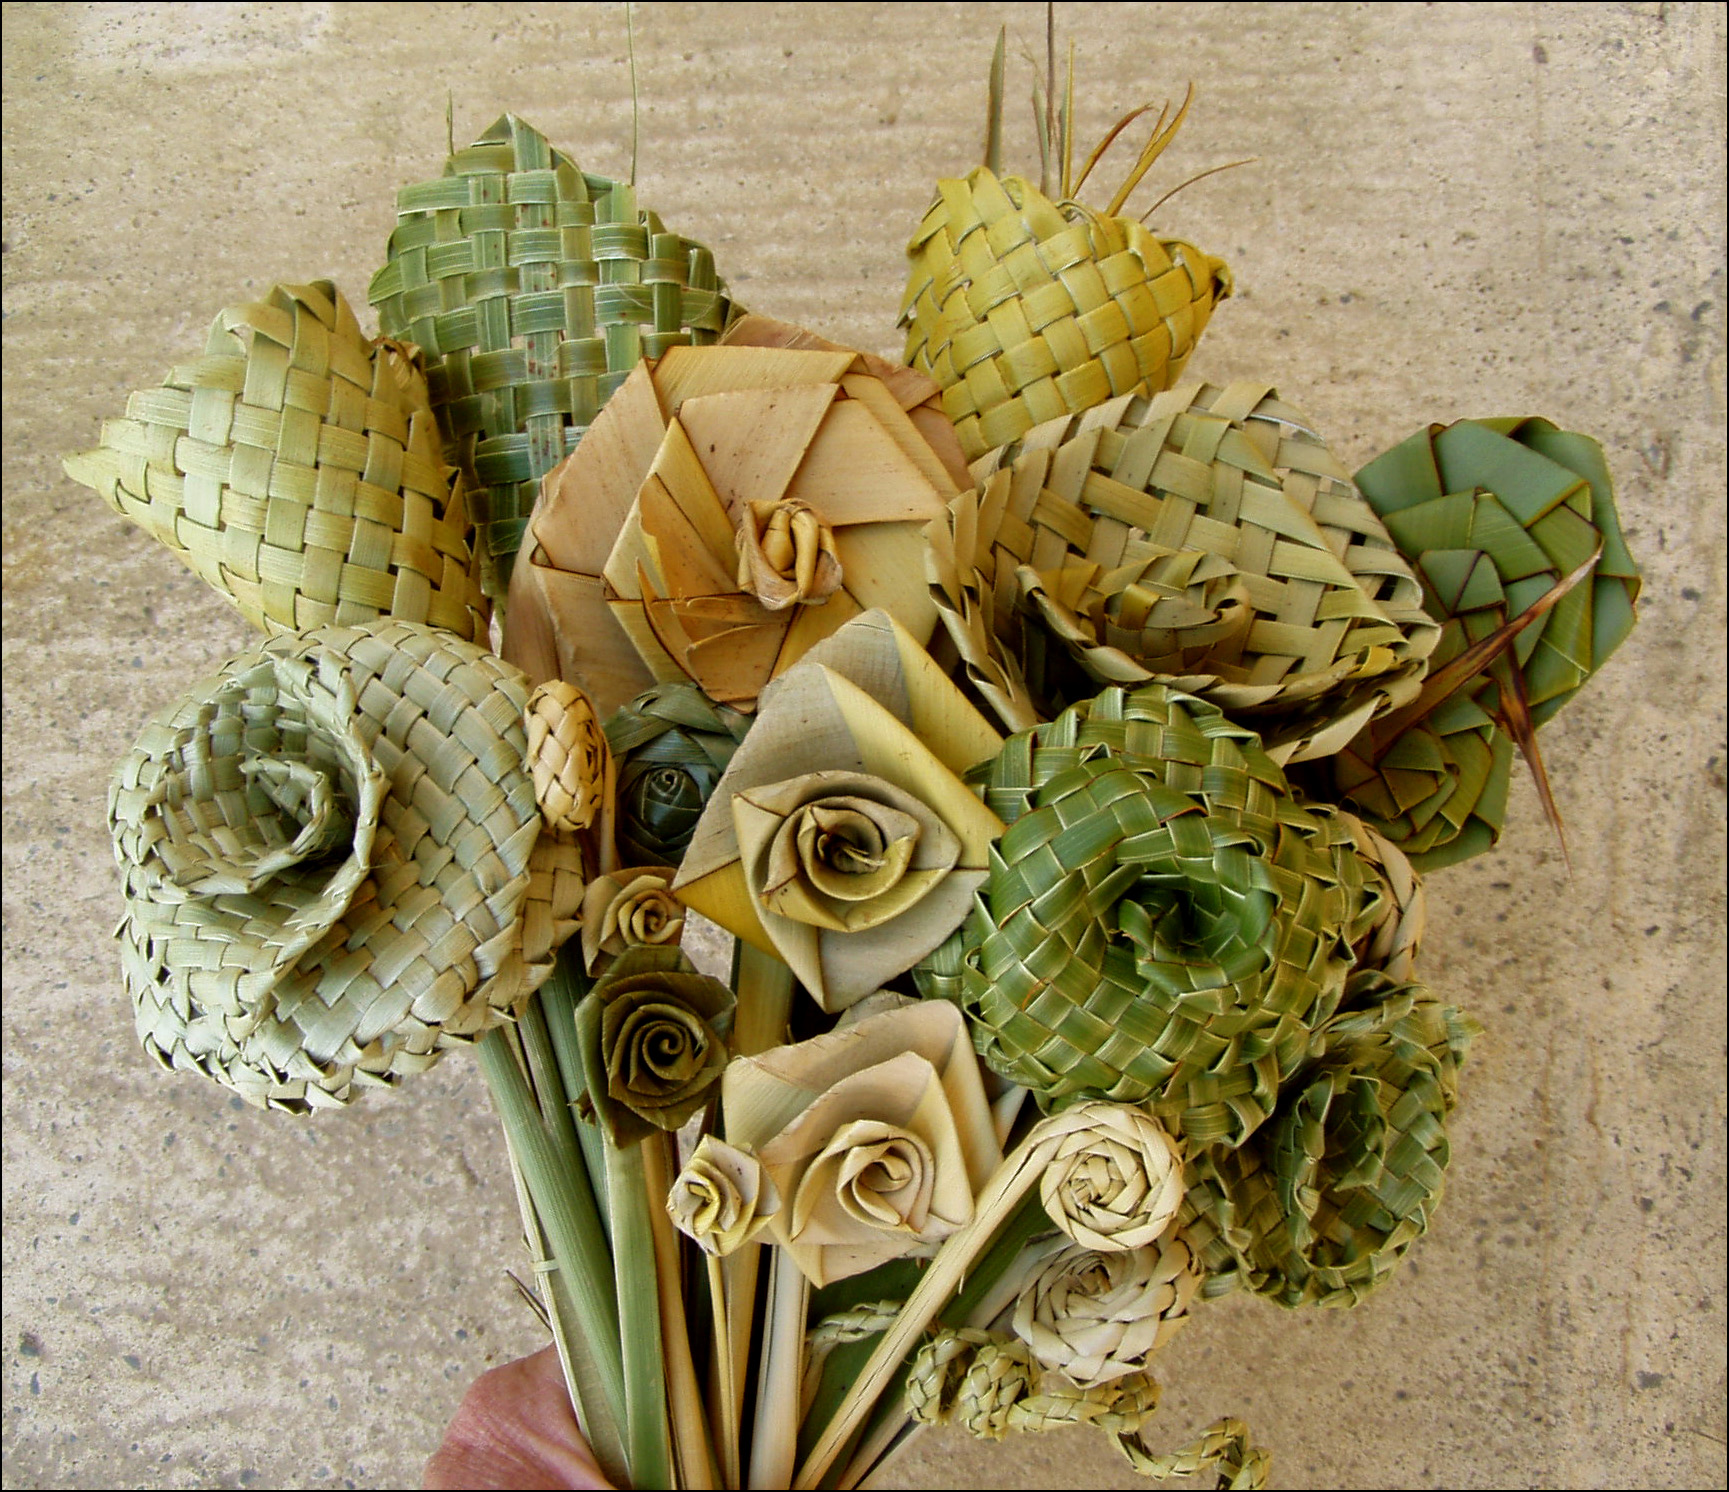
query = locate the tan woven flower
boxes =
[1013,1233,1203,1387]
[579,866,684,973]
[927,381,1441,762]
[64,282,487,643]
[110,620,577,1112]
[369,113,740,599]
[666,1135,780,1257]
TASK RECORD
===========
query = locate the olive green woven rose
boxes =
[574,944,735,1146]
[1333,416,1640,869]
[916,683,1370,1145]
[604,683,752,867]
[1177,972,1481,1307]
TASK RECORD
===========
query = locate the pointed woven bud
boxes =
[525,680,607,834]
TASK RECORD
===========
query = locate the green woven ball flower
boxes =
[917,683,1371,1147]
[1176,972,1480,1307]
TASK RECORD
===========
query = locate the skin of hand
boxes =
[425,1344,613,1490]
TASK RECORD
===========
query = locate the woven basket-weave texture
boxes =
[900,168,1231,462]
[914,683,1373,1147]
[1175,973,1480,1307]
[109,619,577,1112]
[63,281,488,642]
[368,113,738,598]
[926,380,1441,762]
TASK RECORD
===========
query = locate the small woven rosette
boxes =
[368,113,739,598]
[1329,416,1641,868]
[63,281,488,642]
[916,682,1405,1146]
[900,168,1231,462]
[109,619,576,1111]
[1177,974,1481,1306]
[927,380,1441,763]
[604,682,752,866]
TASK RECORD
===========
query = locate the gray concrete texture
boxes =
[3,2,1724,1487]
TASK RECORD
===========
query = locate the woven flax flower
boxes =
[603,682,752,867]
[674,612,1003,1012]
[720,998,1002,1286]
[1330,417,1642,869]
[916,683,1372,1146]
[666,1135,781,1257]
[926,381,1440,762]
[502,315,971,717]
[369,113,737,599]
[1177,974,1481,1307]
[64,281,488,643]
[109,620,574,1112]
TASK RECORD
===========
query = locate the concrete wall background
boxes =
[3,4,1724,1487]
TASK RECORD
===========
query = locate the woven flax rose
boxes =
[573,945,735,1146]
[579,866,684,973]
[604,682,752,867]
[1036,1102,1187,1252]
[917,683,1368,1145]
[1012,1232,1203,1388]
[720,999,1002,1286]
[109,620,571,1111]
[666,1135,781,1257]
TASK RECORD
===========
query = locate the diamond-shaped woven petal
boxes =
[899,167,1231,462]
[1330,416,1641,867]
[915,683,1373,1147]
[1175,973,1481,1307]
[110,619,577,1113]
[63,281,487,642]
[927,380,1442,763]
[368,113,739,599]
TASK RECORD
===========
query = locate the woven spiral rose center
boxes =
[1040,1104,1186,1252]
[617,1003,710,1094]
[760,793,931,932]
[736,497,842,610]
[801,1120,936,1236]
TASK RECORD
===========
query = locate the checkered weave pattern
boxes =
[110,620,575,1112]
[900,168,1231,462]
[369,114,738,598]
[915,684,1370,1147]
[1175,974,1480,1307]
[927,380,1440,763]
[63,281,487,642]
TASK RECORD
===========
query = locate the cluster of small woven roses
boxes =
[69,99,1639,1488]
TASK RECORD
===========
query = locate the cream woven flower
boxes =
[579,866,685,973]
[666,1136,780,1257]
[1038,1103,1186,1252]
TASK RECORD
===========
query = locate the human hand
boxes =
[425,1343,612,1490]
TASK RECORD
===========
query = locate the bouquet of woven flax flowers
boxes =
[63,24,1645,1492]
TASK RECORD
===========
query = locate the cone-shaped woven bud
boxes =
[915,683,1373,1146]
[1176,973,1481,1307]
[368,114,739,600]
[63,281,488,643]
[901,168,1230,462]
[109,620,575,1113]
[1330,417,1641,869]
[604,682,751,867]
[926,380,1441,763]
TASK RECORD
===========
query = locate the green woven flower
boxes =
[1332,416,1640,869]
[1176,972,1481,1307]
[368,114,739,600]
[603,683,752,867]
[916,683,1372,1147]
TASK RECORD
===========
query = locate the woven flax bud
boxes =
[369,114,739,599]
[64,281,488,643]
[926,380,1440,763]
[916,683,1371,1146]
[1177,974,1481,1307]
[901,168,1231,462]
[604,682,752,868]
[1331,417,1642,869]
[525,679,607,834]
[109,621,565,1112]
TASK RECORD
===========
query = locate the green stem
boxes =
[607,1139,674,1489]
[476,1030,627,1459]
[536,946,610,1225]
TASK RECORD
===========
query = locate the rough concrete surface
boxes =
[2,3,1724,1488]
